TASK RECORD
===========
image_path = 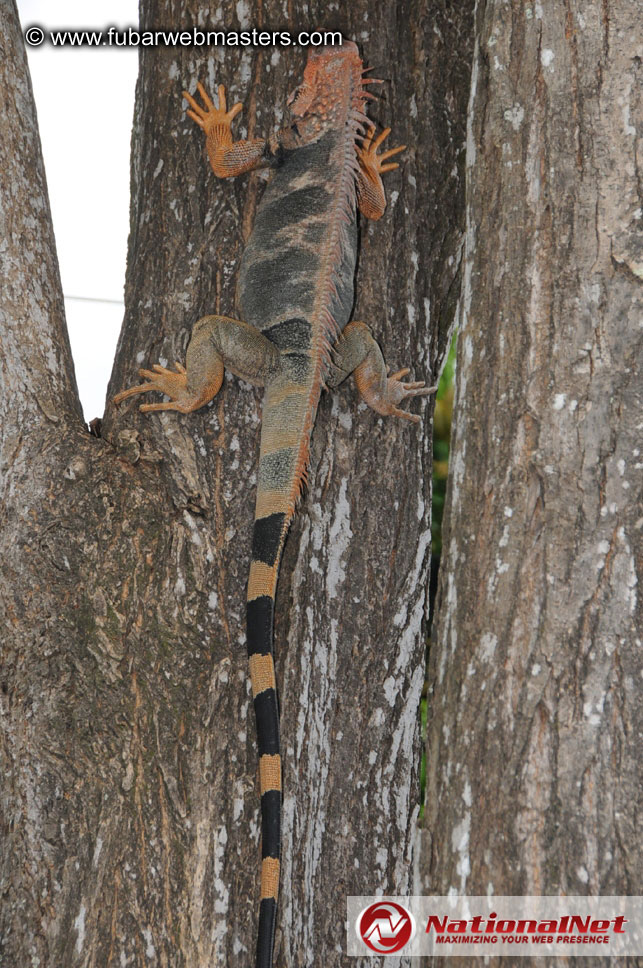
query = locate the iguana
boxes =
[114,40,434,968]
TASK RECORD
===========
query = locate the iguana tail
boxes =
[247,371,319,968]
[247,516,286,968]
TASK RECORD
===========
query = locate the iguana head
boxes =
[285,40,366,143]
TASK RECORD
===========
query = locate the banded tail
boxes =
[246,368,319,968]
[246,533,284,968]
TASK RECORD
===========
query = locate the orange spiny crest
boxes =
[288,41,366,132]
[284,47,366,511]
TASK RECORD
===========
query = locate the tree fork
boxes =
[1,1,474,966]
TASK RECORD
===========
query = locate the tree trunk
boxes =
[0,1,472,966]
[423,0,641,960]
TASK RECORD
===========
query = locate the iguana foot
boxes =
[328,320,436,424]
[113,362,214,414]
[358,125,406,178]
[356,125,405,219]
[183,82,243,139]
[183,82,268,178]
[377,368,437,424]
[112,315,279,416]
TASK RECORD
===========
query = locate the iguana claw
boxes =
[113,362,206,414]
[182,82,243,136]
[358,125,406,177]
[383,368,437,423]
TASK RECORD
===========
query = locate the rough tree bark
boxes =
[423,0,641,963]
[0,1,472,966]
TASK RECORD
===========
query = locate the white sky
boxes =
[17,1,139,421]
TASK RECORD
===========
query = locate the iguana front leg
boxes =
[356,125,406,220]
[113,314,280,413]
[328,320,436,424]
[183,82,269,178]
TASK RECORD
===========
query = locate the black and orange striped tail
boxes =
[247,510,289,968]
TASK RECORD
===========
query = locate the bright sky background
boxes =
[17,0,139,421]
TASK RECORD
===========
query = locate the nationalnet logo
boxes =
[347,896,643,957]
[356,901,416,953]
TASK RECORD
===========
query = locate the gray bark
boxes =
[423,0,641,963]
[0,1,471,967]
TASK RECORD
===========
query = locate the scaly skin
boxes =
[114,40,436,968]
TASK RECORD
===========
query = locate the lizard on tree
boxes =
[114,40,434,968]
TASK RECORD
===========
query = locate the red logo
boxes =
[356,901,416,953]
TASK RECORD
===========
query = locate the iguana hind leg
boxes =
[328,320,436,424]
[113,314,280,414]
